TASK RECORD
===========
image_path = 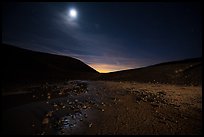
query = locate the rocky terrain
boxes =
[100,58,202,86]
[1,44,202,135]
[2,80,202,135]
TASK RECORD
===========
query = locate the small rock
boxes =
[155,110,158,113]
[58,92,63,95]
[60,130,65,135]
[183,117,188,120]
[89,123,93,128]
[113,98,117,102]
[42,118,49,125]
[32,123,35,128]
[41,131,45,135]
[84,114,88,118]
[101,109,105,112]
[69,124,75,128]
[71,115,76,119]
[46,111,53,117]
[70,106,75,110]
[82,105,87,109]
[64,117,69,122]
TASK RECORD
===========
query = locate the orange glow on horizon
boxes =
[89,63,132,73]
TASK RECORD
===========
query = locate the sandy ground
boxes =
[2,81,202,135]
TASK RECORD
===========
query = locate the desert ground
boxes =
[2,80,202,135]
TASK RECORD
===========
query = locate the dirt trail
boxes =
[2,81,202,135]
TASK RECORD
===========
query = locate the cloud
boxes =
[52,50,151,72]
[55,9,129,57]
[59,11,80,28]
[46,9,157,72]
[3,5,156,73]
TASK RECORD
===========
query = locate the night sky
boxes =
[2,2,202,73]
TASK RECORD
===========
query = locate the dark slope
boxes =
[1,43,99,86]
[100,58,202,86]
[1,43,202,87]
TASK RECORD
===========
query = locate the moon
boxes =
[69,8,77,18]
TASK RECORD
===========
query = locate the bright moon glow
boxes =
[69,9,77,18]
